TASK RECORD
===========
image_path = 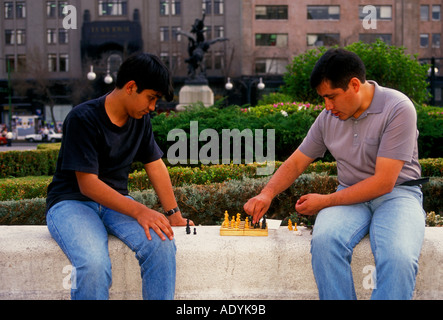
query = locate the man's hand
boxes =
[244,192,273,224]
[295,193,331,216]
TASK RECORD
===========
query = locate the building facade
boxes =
[0,0,442,126]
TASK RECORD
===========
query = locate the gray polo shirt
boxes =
[299,81,421,187]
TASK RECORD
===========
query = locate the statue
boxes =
[179,13,229,84]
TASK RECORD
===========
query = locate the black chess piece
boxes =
[186,219,191,235]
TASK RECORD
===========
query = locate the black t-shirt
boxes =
[46,95,163,211]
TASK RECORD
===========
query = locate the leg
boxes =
[46,201,112,300]
[369,186,426,300]
[311,200,372,300]
[101,203,177,300]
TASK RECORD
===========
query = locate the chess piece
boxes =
[186,219,191,235]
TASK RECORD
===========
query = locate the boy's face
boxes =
[125,82,162,119]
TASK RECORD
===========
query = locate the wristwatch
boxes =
[164,207,180,217]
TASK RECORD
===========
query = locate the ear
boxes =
[349,77,361,93]
[125,81,138,95]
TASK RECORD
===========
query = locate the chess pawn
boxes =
[245,217,249,229]
[294,223,298,232]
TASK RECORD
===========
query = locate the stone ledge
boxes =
[1,226,443,300]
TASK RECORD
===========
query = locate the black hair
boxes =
[116,53,174,102]
[310,48,367,91]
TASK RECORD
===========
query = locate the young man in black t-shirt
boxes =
[46,53,191,300]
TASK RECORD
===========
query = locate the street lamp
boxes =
[225,77,266,105]
[87,65,97,81]
[87,65,114,85]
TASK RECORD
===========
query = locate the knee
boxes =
[76,252,112,284]
[137,234,176,265]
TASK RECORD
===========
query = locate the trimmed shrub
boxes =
[283,40,430,105]
[1,174,441,226]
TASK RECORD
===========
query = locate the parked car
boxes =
[25,130,62,143]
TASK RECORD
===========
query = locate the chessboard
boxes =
[220,211,268,237]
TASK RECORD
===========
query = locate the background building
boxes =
[0,0,442,132]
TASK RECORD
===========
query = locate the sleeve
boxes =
[135,116,164,165]
[298,111,328,159]
[59,112,100,175]
[377,100,418,163]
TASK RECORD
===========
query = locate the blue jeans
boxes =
[311,186,426,300]
[46,199,177,300]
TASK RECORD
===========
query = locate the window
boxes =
[160,0,181,16]
[432,5,441,21]
[5,30,26,45]
[203,0,224,15]
[432,34,441,48]
[4,1,26,19]
[171,27,182,41]
[47,29,57,44]
[98,0,127,16]
[17,55,26,72]
[59,54,69,72]
[48,54,58,72]
[307,34,340,47]
[16,29,25,44]
[421,5,429,21]
[420,34,429,48]
[59,29,69,44]
[307,6,340,20]
[359,34,392,45]
[255,58,287,75]
[48,54,69,72]
[255,34,288,47]
[47,1,69,18]
[4,2,13,19]
[16,1,26,18]
[5,55,15,72]
[5,30,14,45]
[47,1,56,17]
[359,5,392,20]
[160,27,169,42]
[255,5,288,20]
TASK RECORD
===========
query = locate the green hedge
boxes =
[0,173,441,226]
[0,149,59,178]
[1,159,441,202]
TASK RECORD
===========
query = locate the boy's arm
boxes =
[144,159,192,227]
[76,172,174,241]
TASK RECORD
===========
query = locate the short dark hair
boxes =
[116,53,174,102]
[310,48,367,91]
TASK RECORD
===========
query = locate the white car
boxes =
[25,130,62,143]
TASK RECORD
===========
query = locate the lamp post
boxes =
[87,64,114,85]
[225,77,266,105]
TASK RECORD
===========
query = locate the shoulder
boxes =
[66,96,105,122]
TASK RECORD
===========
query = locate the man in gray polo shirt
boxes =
[244,48,425,300]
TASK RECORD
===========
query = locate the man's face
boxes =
[127,87,162,119]
[316,79,363,120]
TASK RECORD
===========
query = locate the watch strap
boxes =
[164,207,180,217]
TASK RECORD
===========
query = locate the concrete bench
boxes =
[1,225,443,300]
